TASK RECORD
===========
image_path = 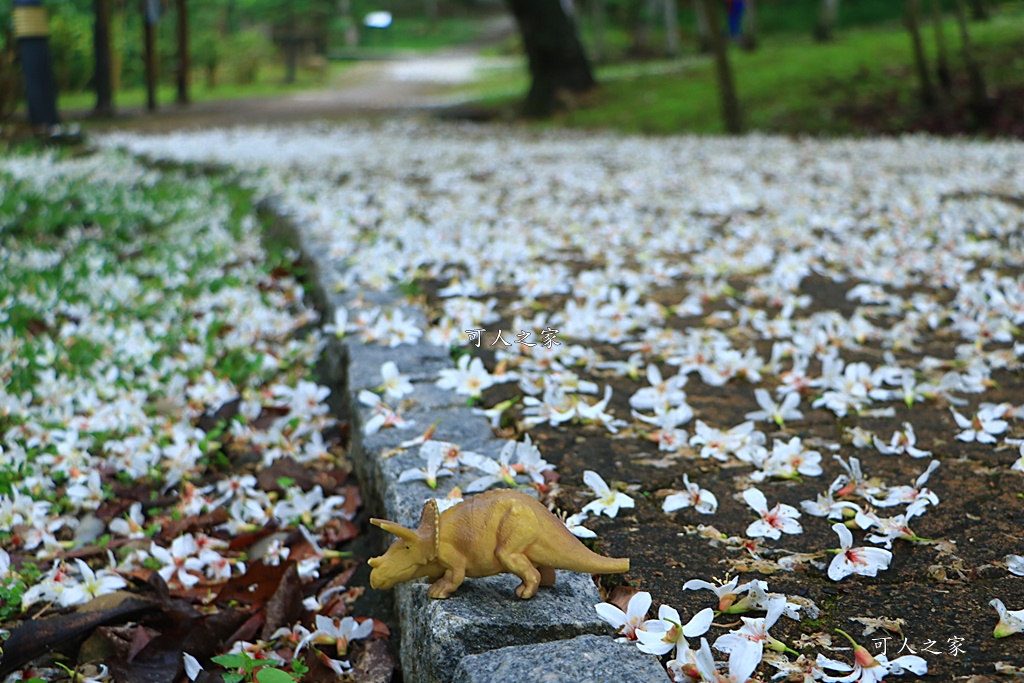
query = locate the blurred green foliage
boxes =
[559,6,1024,134]
[0,0,1017,104]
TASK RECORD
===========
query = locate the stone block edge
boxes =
[263,200,639,683]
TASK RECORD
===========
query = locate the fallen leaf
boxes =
[197,398,241,433]
[777,552,826,571]
[95,624,162,663]
[634,455,680,468]
[227,527,282,552]
[261,564,303,641]
[106,586,247,682]
[159,508,230,541]
[367,617,390,640]
[128,624,157,661]
[216,559,295,609]
[321,518,360,546]
[785,595,821,620]
[340,485,363,518]
[0,593,157,680]
[849,616,906,638]
[226,610,266,646]
[725,558,779,574]
[350,639,394,683]
[794,632,833,649]
[257,458,317,493]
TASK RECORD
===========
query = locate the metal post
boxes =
[13,0,60,127]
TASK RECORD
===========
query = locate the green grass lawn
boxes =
[470,6,1024,136]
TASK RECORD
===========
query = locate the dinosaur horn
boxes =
[370,518,420,543]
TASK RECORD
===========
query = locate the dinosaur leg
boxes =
[427,562,466,599]
[537,565,556,586]
[496,548,541,599]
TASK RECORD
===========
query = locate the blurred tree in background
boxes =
[0,0,1017,128]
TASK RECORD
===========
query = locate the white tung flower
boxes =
[951,407,1007,444]
[636,604,714,659]
[595,590,651,642]
[663,474,718,515]
[380,361,413,401]
[873,422,932,458]
[991,598,1024,638]
[683,576,749,612]
[182,653,203,681]
[745,389,803,427]
[743,487,802,539]
[435,354,494,398]
[58,559,127,606]
[397,449,454,489]
[828,523,892,581]
[581,470,635,518]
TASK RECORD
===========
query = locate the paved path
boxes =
[86,19,520,133]
[88,53,516,133]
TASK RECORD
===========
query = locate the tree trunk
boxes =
[699,0,742,133]
[904,0,936,107]
[928,0,951,94]
[505,0,597,117]
[226,0,238,35]
[284,10,297,84]
[339,0,359,47]
[141,0,158,111]
[589,0,606,62]
[969,0,988,20]
[663,0,680,57]
[176,0,190,104]
[953,0,991,125]
[634,0,658,56]
[111,4,123,93]
[815,0,840,42]
[741,0,757,50]
[93,0,114,116]
[425,0,438,29]
[692,0,711,53]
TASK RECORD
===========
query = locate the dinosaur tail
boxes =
[557,548,630,575]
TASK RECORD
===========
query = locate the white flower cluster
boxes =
[97,123,1024,677]
[0,152,343,617]
[397,435,554,493]
[99,125,1024,479]
[596,580,835,683]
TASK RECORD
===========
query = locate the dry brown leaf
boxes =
[724,557,779,575]
[848,615,906,637]
[994,661,1024,675]
[777,552,825,571]
[350,638,395,683]
[794,632,833,649]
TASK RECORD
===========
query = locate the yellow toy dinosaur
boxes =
[367,489,629,599]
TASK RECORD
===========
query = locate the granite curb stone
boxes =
[264,200,644,683]
[453,635,670,683]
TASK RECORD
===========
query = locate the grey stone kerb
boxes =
[263,202,665,683]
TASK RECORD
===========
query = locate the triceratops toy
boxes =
[367,489,629,599]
